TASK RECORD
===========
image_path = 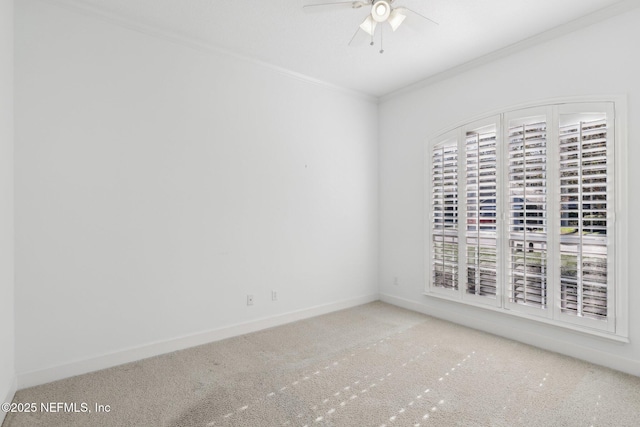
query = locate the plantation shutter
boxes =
[427,101,622,337]
[465,123,498,301]
[558,113,610,323]
[431,140,459,291]
[506,116,548,312]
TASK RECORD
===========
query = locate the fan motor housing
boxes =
[372,0,391,22]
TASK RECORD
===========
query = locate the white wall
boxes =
[379,7,640,375]
[15,0,378,385]
[0,0,16,419]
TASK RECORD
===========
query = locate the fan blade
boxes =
[395,7,439,26]
[359,15,377,36]
[303,1,369,11]
[388,8,406,31]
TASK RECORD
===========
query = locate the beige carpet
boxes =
[4,302,640,426]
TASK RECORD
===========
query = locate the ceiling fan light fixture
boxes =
[359,15,377,36]
[371,0,391,23]
[388,8,406,31]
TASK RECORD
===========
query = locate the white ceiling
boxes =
[57,0,630,97]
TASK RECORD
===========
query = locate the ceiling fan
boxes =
[303,0,438,53]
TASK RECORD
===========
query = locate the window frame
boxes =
[424,97,628,341]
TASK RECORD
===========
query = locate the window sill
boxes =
[422,290,630,344]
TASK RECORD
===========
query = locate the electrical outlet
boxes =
[247,294,254,306]
[272,290,278,301]
[394,276,400,286]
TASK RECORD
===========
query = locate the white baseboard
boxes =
[0,375,17,426]
[18,293,380,389]
[380,293,640,377]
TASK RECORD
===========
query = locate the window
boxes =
[426,100,627,338]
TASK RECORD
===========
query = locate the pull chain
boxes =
[370,19,374,46]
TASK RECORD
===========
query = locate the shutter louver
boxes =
[466,127,498,298]
[559,117,608,320]
[432,142,459,290]
[508,120,548,309]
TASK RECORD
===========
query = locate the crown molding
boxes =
[33,0,640,109]
[380,0,640,103]
[39,0,379,104]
